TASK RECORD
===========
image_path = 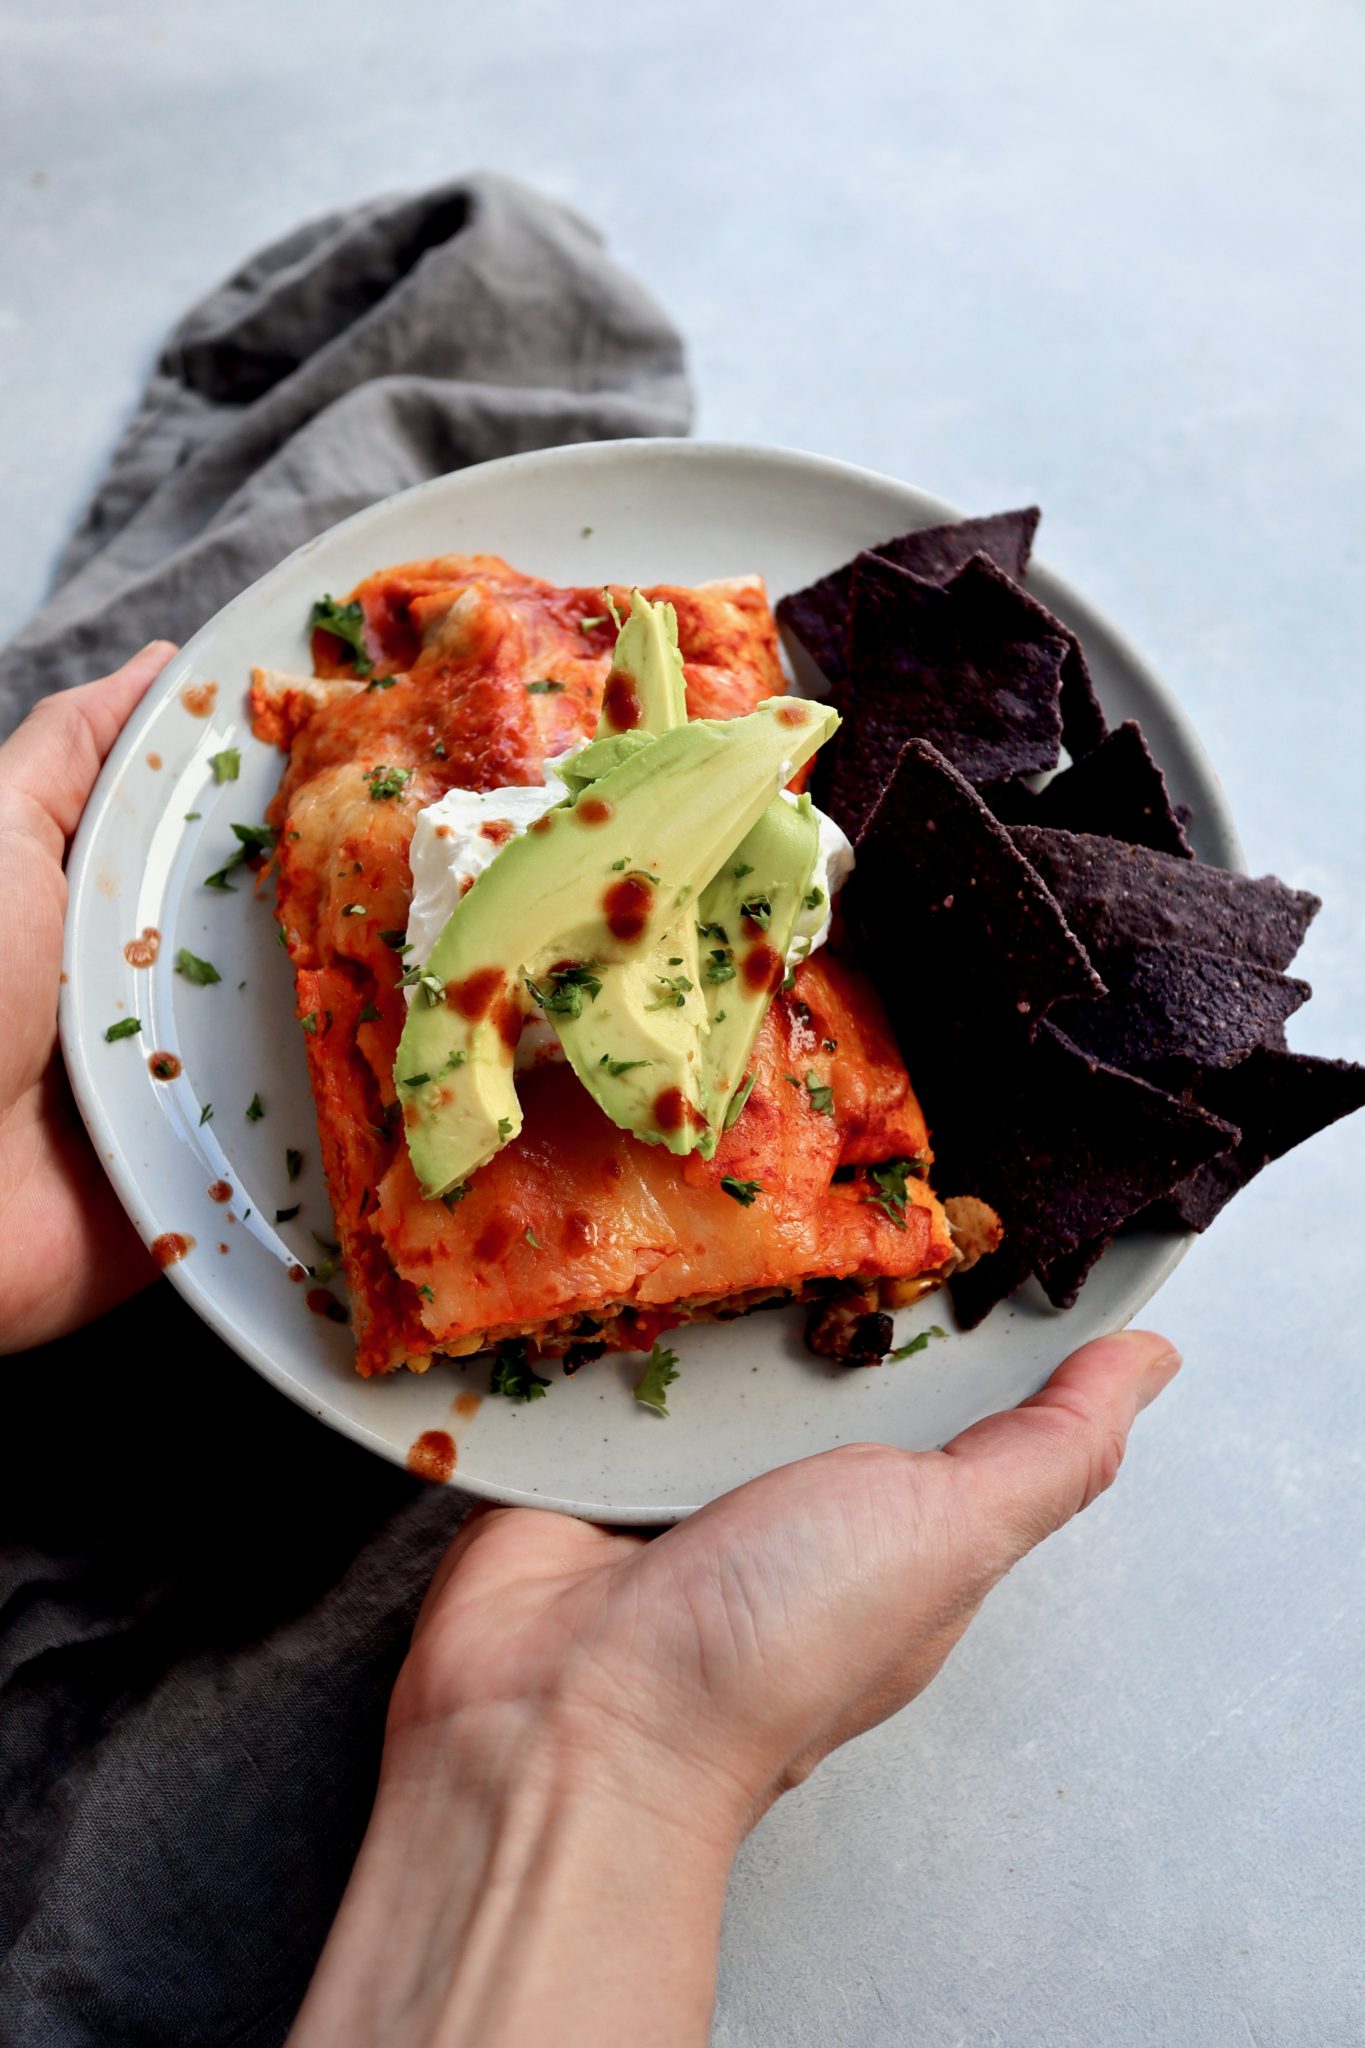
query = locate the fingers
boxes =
[1,642,177,844]
[941,1329,1182,1561]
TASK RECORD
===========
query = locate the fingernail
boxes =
[1135,1345,1182,1411]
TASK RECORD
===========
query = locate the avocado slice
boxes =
[557,729,655,793]
[694,793,821,1153]
[595,587,688,737]
[552,590,705,1144]
[396,696,839,1195]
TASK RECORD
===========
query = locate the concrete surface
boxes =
[5,2,1363,2041]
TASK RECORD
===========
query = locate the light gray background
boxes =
[6,3,1363,2043]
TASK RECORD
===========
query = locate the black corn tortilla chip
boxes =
[823,553,1066,840]
[1049,942,1310,1078]
[847,738,1103,1048]
[995,720,1194,857]
[939,1023,1239,1327]
[1147,1048,1365,1232]
[775,506,1040,691]
[1012,827,1320,973]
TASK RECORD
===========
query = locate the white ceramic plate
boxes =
[60,440,1241,1523]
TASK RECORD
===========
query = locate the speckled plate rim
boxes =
[59,439,1243,1523]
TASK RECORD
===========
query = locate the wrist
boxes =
[387,1639,762,1856]
[291,1683,740,2048]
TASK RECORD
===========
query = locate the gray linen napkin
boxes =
[0,172,691,2047]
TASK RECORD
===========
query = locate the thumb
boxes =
[942,1329,1182,1561]
[1,642,178,846]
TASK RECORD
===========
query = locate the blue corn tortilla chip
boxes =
[776,506,1040,692]
[992,720,1194,857]
[1012,827,1320,973]
[1146,1048,1365,1232]
[820,553,1067,841]
[1035,1234,1111,1312]
[936,1024,1238,1328]
[1048,942,1310,1080]
[847,738,1102,1045]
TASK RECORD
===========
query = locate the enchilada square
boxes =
[252,554,959,1376]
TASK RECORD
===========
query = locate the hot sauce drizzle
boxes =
[407,1430,457,1482]
[603,873,654,941]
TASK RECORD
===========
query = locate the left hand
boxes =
[0,643,177,1353]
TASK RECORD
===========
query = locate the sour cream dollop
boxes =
[404,770,854,1067]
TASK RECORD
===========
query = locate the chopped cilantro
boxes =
[199,1102,213,1125]
[524,1227,542,1249]
[862,1157,927,1230]
[379,929,410,950]
[277,924,289,948]
[489,1342,550,1401]
[720,1175,762,1206]
[175,948,220,986]
[245,1092,265,1121]
[366,674,395,692]
[803,885,825,912]
[497,1117,513,1141]
[442,1051,466,1073]
[203,820,276,891]
[300,1011,319,1034]
[633,1343,680,1417]
[804,1071,835,1118]
[418,1283,436,1302]
[433,738,447,759]
[286,1148,303,1180]
[723,1074,755,1129]
[610,857,628,871]
[104,1017,141,1042]
[358,1002,382,1024]
[697,919,729,943]
[889,1324,947,1362]
[440,1184,470,1209]
[525,678,565,694]
[232,822,276,853]
[310,595,373,676]
[739,895,772,930]
[184,811,201,821]
[526,960,603,1019]
[209,748,240,784]
[705,948,736,984]
[646,973,693,1011]
[733,861,754,880]
[599,1056,651,1077]
[715,1008,727,1023]
[581,525,593,536]
[150,1054,177,1080]
[399,1071,431,1089]
[274,1205,300,1223]
[364,764,410,801]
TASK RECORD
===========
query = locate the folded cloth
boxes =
[0,170,690,725]
[0,174,692,2047]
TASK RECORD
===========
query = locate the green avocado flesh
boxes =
[693,793,821,1155]
[396,688,838,1196]
[551,592,702,1147]
[397,695,838,1195]
[597,587,688,736]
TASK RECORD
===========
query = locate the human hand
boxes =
[293,1329,1180,2048]
[0,644,177,1353]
